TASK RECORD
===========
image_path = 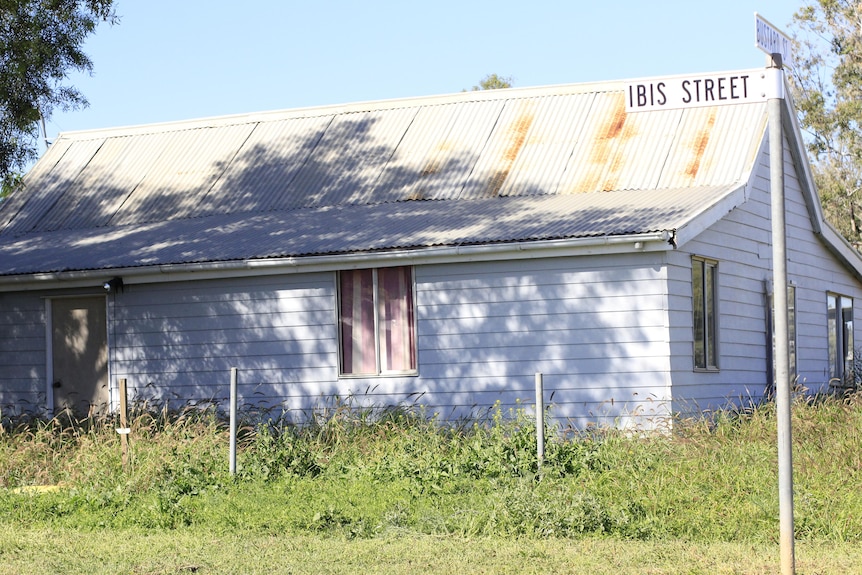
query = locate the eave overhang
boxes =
[0,230,675,292]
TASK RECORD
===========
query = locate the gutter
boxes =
[0,231,674,291]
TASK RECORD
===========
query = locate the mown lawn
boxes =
[1,529,860,574]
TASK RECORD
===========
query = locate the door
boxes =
[51,296,109,415]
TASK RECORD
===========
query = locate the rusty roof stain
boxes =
[685,109,717,181]
[485,109,535,197]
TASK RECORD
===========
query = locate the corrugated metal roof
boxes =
[0,78,770,276]
[203,114,333,214]
[109,123,258,226]
[4,137,104,233]
[0,186,739,276]
[659,103,767,188]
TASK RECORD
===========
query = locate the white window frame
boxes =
[827,292,854,389]
[766,281,797,394]
[336,266,418,377]
[692,256,719,371]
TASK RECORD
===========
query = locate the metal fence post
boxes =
[229,367,238,476]
[117,378,129,470]
[535,372,545,473]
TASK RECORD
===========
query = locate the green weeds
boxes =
[1,394,861,542]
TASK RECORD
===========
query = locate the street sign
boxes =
[625,68,781,113]
[755,13,792,67]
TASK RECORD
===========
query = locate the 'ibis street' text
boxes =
[625,69,777,113]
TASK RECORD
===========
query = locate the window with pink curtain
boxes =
[339,266,416,375]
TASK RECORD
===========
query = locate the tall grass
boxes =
[1,394,860,542]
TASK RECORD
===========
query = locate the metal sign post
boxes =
[767,54,795,575]
[757,14,795,575]
[624,13,796,574]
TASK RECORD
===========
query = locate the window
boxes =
[338,266,417,376]
[827,293,854,387]
[692,257,718,370]
[788,284,797,380]
[766,283,797,393]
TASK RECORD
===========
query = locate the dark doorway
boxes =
[51,296,109,415]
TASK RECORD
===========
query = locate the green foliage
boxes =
[0,0,118,187]
[239,419,323,480]
[1,394,862,543]
[790,1,862,245]
[0,171,21,199]
[467,73,514,91]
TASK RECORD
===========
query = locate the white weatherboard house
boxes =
[1,76,860,428]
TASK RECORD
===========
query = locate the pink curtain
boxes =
[378,267,416,372]
[339,269,375,374]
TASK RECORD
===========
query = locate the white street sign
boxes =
[755,12,792,67]
[625,68,782,113]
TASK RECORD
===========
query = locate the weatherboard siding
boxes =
[780,149,862,394]
[410,255,673,427]
[668,140,774,412]
[0,292,46,413]
[771,130,862,394]
[109,273,340,414]
[668,129,862,412]
[105,254,672,428]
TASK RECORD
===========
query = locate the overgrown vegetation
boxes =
[1,395,861,545]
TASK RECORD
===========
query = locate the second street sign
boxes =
[755,12,792,67]
[624,68,781,113]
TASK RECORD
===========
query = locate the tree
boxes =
[0,172,21,199]
[0,0,117,192]
[469,73,514,91]
[789,1,862,246]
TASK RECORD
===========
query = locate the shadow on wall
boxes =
[410,255,672,429]
[106,254,672,431]
[108,272,338,418]
[0,293,48,416]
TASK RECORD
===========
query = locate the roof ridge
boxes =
[54,80,628,140]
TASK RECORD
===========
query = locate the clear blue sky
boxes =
[43,0,800,147]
